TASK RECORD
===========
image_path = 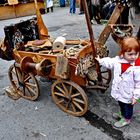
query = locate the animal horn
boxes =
[34,0,49,39]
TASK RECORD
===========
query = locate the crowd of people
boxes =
[68,0,140,24]
[77,0,132,24]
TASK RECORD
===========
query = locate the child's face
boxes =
[123,50,139,62]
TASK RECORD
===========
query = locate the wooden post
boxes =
[82,0,102,82]
[98,5,124,45]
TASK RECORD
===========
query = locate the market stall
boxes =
[0,0,45,20]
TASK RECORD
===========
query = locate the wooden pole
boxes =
[82,0,96,58]
[98,5,124,45]
[82,0,102,82]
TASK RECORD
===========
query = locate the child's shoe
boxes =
[114,118,130,128]
[112,112,122,120]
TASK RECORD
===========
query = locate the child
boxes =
[95,37,140,128]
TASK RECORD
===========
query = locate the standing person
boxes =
[83,0,101,24]
[102,0,115,19]
[46,0,53,13]
[70,0,76,14]
[95,37,140,128]
[118,6,130,24]
[87,0,94,22]
[79,0,84,14]
[91,0,101,24]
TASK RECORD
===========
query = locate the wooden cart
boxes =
[0,0,133,116]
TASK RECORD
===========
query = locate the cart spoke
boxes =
[71,103,76,112]
[65,102,70,110]
[73,98,85,104]
[62,83,69,95]
[25,82,37,88]
[25,86,35,97]
[55,85,65,95]
[73,101,83,111]
[24,75,31,82]
[71,92,81,98]
[69,85,72,95]
[26,85,36,95]
[54,92,65,97]
[57,99,65,104]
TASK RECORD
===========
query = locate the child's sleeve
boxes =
[98,57,116,70]
[133,68,140,99]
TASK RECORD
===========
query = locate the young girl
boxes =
[95,37,140,128]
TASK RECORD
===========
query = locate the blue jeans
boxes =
[118,101,133,119]
[70,0,76,13]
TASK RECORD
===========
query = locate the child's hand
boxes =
[132,98,137,105]
[95,55,100,62]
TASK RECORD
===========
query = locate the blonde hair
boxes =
[119,37,140,56]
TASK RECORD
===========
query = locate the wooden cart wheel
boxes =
[8,64,40,101]
[51,80,88,116]
[100,67,111,85]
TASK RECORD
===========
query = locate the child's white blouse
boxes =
[98,56,140,103]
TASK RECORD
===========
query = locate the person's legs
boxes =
[117,7,129,24]
[87,0,93,21]
[95,5,101,24]
[118,101,133,120]
[47,8,49,13]
[79,0,84,14]
[70,0,73,13]
[51,6,53,12]
[73,0,76,13]
[106,3,115,19]
[93,5,101,24]
[114,101,133,128]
